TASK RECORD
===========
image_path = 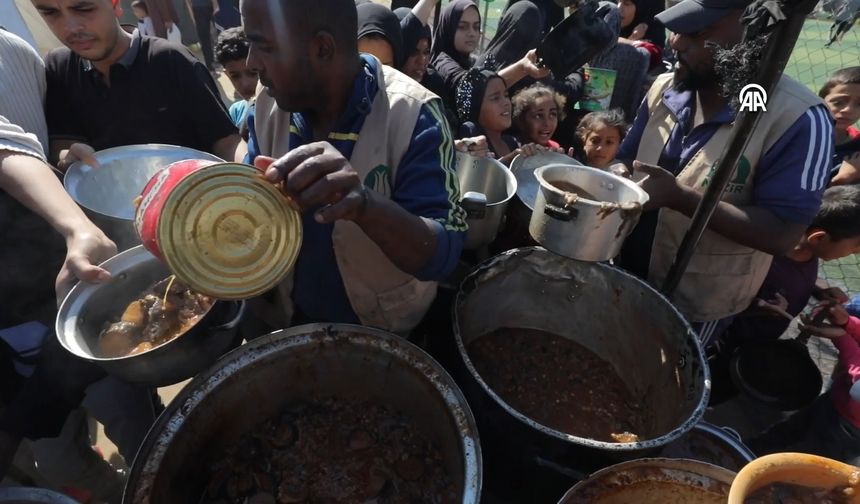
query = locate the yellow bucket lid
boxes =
[157,163,302,299]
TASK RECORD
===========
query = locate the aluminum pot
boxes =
[557,458,736,503]
[55,245,245,387]
[453,248,709,480]
[456,153,517,250]
[0,488,78,504]
[657,422,756,472]
[63,144,223,251]
[728,453,860,503]
[529,164,648,262]
[124,324,482,504]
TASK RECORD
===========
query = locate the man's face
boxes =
[241,0,315,111]
[668,12,743,91]
[32,0,122,62]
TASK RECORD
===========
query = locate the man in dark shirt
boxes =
[33,0,244,170]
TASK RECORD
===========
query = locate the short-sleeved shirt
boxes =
[44,31,236,153]
[617,83,833,279]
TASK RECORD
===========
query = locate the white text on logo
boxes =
[739,84,768,112]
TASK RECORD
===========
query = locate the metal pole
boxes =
[661,1,817,296]
[481,0,490,51]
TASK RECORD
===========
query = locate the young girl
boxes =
[456,69,520,163]
[512,83,566,149]
[616,0,664,73]
[820,67,860,185]
[575,110,627,169]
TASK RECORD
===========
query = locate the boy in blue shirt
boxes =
[214,27,258,131]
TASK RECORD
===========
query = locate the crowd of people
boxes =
[0,0,860,500]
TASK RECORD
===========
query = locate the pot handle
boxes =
[719,425,744,443]
[544,203,578,221]
[461,191,488,219]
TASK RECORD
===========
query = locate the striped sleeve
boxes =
[392,100,467,281]
[753,104,833,225]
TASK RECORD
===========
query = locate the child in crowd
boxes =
[575,110,627,169]
[214,28,258,131]
[131,1,155,37]
[749,298,860,465]
[456,69,520,164]
[820,67,860,185]
[725,185,860,348]
[512,83,566,149]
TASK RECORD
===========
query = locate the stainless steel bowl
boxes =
[63,144,223,251]
[0,488,78,504]
[124,324,483,504]
[55,246,244,387]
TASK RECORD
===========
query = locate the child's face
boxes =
[224,60,259,102]
[132,6,147,21]
[810,232,860,261]
[617,0,636,29]
[824,83,860,133]
[455,7,481,55]
[403,38,431,82]
[522,95,559,146]
[479,78,512,133]
[583,125,621,168]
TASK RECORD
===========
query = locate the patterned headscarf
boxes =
[456,65,505,124]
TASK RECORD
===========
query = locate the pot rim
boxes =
[63,143,223,220]
[452,247,710,452]
[534,163,649,207]
[124,323,483,504]
[55,245,230,363]
[727,452,860,503]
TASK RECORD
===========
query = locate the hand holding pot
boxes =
[257,142,370,224]
[632,160,682,211]
[799,302,850,340]
[455,136,493,158]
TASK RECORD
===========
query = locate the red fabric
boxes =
[544,139,560,149]
[848,126,860,139]
[633,40,663,72]
[831,316,860,428]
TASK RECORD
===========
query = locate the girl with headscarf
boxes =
[394,7,436,84]
[589,1,649,121]
[617,0,665,72]
[357,3,405,68]
[431,0,550,120]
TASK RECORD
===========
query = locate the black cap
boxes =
[656,0,749,34]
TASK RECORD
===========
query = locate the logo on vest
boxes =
[364,165,393,198]
[738,84,767,112]
[701,156,751,194]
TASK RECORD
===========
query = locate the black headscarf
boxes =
[455,68,504,124]
[502,0,562,37]
[479,1,544,71]
[357,3,405,68]
[394,6,431,58]
[619,0,665,47]
[431,0,480,69]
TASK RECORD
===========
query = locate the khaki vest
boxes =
[636,73,822,322]
[254,62,444,333]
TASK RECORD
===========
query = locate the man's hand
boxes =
[255,142,370,224]
[632,160,682,211]
[58,142,99,172]
[799,302,850,340]
[56,227,116,302]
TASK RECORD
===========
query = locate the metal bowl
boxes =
[0,488,78,504]
[63,144,223,251]
[55,246,244,387]
[124,324,483,504]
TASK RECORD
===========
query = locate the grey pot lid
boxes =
[511,151,582,210]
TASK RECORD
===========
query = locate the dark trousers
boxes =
[192,5,215,69]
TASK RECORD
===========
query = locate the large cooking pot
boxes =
[529,164,648,262]
[124,324,482,504]
[728,453,860,503]
[63,144,223,251]
[456,153,517,250]
[730,338,823,411]
[453,248,709,489]
[657,422,756,472]
[0,488,78,504]
[557,458,736,503]
[56,246,244,387]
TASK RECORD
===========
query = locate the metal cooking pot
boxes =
[730,338,823,411]
[0,488,78,504]
[453,248,709,480]
[529,164,648,262]
[456,153,517,250]
[657,422,756,472]
[56,246,245,387]
[63,144,223,251]
[557,458,736,503]
[124,324,482,504]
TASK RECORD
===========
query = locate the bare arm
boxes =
[212,133,246,163]
[497,49,550,90]
[412,0,439,26]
